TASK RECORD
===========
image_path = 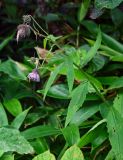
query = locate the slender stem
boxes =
[30,15,48,35]
[76,25,80,48]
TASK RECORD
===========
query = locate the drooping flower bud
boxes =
[27,69,40,82]
[16,24,31,43]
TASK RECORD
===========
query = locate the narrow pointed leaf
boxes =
[82,29,101,67]
[21,125,61,139]
[77,119,106,148]
[43,63,64,100]
[65,81,88,127]
[78,0,90,23]
[11,107,31,129]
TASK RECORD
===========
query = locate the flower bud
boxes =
[27,69,40,82]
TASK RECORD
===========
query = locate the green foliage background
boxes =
[1,0,123,159]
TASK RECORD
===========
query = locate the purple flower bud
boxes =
[27,69,40,82]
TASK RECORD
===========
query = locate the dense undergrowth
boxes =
[1,0,123,160]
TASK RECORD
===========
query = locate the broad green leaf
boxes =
[62,124,80,146]
[38,84,69,99]
[32,150,55,160]
[70,105,99,126]
[78,0,90,23]
[61,145,84,160]
[0,154,14,160]
[81,29,102,67]
[11,107,31,129]
[95,0,123,9]
[77,119,106,148]
[65,81,88,127]
[108,77,123,90]
[0,59,26,80]
[21,125,61,139]
[3,98,22,117]
[97,76,118,85]
[100,102,123,159]
[65,56,74,93]
[43,63,64,100]
[0,103,8,127]
[0,127,34,154]
[113,93,123,116]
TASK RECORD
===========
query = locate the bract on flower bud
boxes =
[27,69,40,82]
[16,24,31,43]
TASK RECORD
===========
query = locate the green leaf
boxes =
[100,102,123,159]
[30,138,49,154]
[62,124,80,146]
[21,125,61,139]
[70,105,99,126]
[105,149,115,160]
[3,98,22,117]
[38,84,69,99]
[65,57,74,93]
[113,93,123,117]
[0,33,14,51]
[61,145,84,160]
[65,81,88,127]
[0,150,4,158]
[81,29,102,67]
[24,112,47,127]
[32,150,55,160]
[0,127,34,154]
[0,103,8,127]
[108,77,123,90]
[0,59,26,80]
[43,63,64,100]
[0,154,14,160]
[77,119,106,148]
[111,55,123,62]
[78,0,90,23]
[95,0,123,9]
[82,20,123,53]
[11,107,31,129]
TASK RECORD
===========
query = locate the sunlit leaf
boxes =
[32,150,55,160]
[0,127,34,154]
[61,145,84,160]
[3,98,22,117]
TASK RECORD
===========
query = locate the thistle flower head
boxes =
[16,24,31,43]
[27,69,40,82]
